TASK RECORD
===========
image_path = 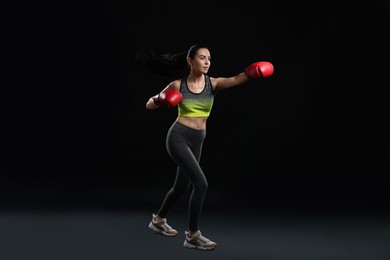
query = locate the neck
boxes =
[187,73,204,83]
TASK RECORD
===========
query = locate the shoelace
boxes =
[188,231,210,244]
[197,232,211,243]
[156,218,173,229]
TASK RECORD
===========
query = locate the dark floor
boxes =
[1,205,389,260]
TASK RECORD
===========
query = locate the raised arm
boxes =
[213,61,274,91]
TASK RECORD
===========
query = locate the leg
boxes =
[165,123,208,232]
[157,167,190,218]
[170,144,208,231]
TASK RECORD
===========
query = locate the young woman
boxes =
[137,44,274,250]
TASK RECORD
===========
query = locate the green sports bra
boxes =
[178,75,215,117]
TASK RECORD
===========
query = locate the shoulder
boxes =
[209,76,219,90]
[166,79,182,91]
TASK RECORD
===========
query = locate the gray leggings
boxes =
[157,121,208,231]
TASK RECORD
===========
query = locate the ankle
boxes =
[188,230,198,238]
[154,215,163,221]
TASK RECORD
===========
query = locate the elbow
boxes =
[145,101,151,110]
[146,99,157,110]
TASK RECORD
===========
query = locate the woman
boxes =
[137,44,273,250]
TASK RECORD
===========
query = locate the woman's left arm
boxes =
[212,61,274,91]
[212,73,249,91]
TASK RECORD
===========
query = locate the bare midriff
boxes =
[176,116,208,130]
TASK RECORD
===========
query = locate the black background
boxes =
[2,0,390,213]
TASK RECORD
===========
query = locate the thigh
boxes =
[166,122,207,184]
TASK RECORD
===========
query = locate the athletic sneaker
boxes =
[148,213,178,237]
[183,230,217,250]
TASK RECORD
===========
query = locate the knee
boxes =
[171,185,189,195]
[194,180,208,192]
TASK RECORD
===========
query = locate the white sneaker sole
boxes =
[148,222,177,237]
[183,240,216,250]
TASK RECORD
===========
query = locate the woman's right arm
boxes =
[145,94,161,110]
[145,80,180,110]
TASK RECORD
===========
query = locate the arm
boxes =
[145,80,181,110]
[145,94,162,110]
[213,61,274,92]
[212,73,249,91]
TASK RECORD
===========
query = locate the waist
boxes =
[176,116,208,130]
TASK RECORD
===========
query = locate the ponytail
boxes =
[135,44,209,79]
[134,49,188,79]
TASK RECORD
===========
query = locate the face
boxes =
[188,48,211,74]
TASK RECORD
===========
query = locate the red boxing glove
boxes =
[154,90,183,108]
[244,61,274,79]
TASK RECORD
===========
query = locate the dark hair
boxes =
[134,44,209,79]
